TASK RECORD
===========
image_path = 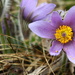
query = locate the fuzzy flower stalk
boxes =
[20,0,56,39]
[29,6,75,64]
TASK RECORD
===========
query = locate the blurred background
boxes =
[41,0,75,10]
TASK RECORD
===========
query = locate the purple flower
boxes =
[1,14,15,36]
[20,0,56,22]
[29,6,75,64]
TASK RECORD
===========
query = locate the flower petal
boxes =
[49,40,63,56]
[21,0,38,18]
[20,0,27,8]
[36,3,47,9]
[51,11,63,28]
[29,21,55,39]
[31,3,56,21]
[73,32,75,41]
[64,6,75,30]
[43,13,52,22]
[63,41,75,64]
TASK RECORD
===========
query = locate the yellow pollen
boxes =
[55,51,58,53]
[55,25,73,44]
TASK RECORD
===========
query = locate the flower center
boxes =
[55,25,73,44]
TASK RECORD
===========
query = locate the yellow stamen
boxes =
[55,25,73,44]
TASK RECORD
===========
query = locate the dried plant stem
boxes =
[22,59,28,75]
[62,53,67,71]
[0,34,24,44]
[18,11,25,41]
[59,52,67,74]
[43,48,55,75]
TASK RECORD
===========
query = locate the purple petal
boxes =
[63,41,75,64]
[64,6,75,31]
[73,32,75,41]
[31,3,56,21]
[29,21,55,39]
[36,3,47,9]
[20,0,27,8]
[51,11,63,28]
[21,0,38,18]
[43,13,52,22]
[49,40,63,56]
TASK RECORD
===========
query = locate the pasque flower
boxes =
[29,6,75,64]
[1,14,15,36]
[20,0,56,22]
